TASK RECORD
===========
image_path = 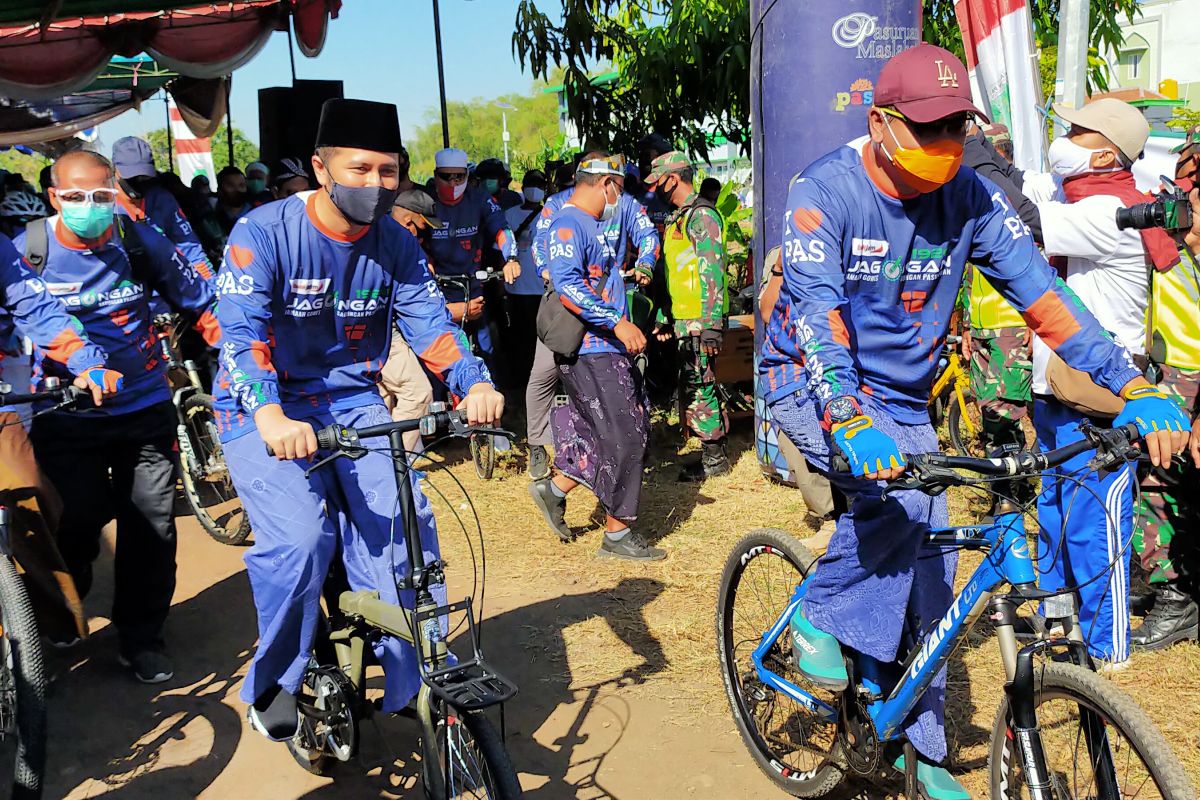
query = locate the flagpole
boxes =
[164,92,173,171]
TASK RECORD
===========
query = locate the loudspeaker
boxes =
[257,79,344,165]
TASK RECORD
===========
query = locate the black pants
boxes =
[506,293,542,394]
[31,402,178,652]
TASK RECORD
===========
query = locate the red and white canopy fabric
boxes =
[0,0,340,101]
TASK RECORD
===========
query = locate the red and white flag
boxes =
[955,0,1045,172]
[168,96,216,186]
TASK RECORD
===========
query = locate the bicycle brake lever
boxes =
[303,445,368,478]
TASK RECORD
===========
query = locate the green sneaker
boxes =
[892,755,970,800]
[788,609,848,690]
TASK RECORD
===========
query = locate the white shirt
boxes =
[1031,190,1149,394]
[503,204,545,296]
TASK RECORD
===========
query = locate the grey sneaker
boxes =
[598,533,667,561]
[119,649,174,684]
[528,479,573,542]
[528,445,551,480]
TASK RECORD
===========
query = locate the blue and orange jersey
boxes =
[212,191,490,441]
[13,217,217,416]
[532,189,660,275]
[760,136,1141,423]
[119,183,216,284]
[426,186,515,301]
[547,204,629,356]
[0,232,107,405]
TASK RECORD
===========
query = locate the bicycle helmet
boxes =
[0,191,46,222]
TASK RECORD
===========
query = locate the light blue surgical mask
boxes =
[60,201,115,239]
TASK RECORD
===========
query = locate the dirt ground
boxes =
[41,427,1200,799]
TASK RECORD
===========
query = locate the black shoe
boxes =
[678,440,732,481]
[119,649,174,684]
[1132,583,1199,651]
[528,445,551,480]
[247,686,300,742]
[598,532,667,561]
[529,479,573,542]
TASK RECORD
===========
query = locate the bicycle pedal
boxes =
[424,659,518,711]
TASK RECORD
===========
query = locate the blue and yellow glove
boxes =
[1114,384,1189,437]
[831,415,906,478]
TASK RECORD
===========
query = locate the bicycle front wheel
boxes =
[716,528,843,798]
[948,399,1035,459]
[422,706,522,800]
[180,393,251,545]
[0,554,47,798]
[988,662,1195,799]
[470,434,495,481]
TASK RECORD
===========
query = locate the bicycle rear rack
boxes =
[414,598,518,712]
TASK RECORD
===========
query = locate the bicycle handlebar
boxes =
[882,422,1141,496]
[0,383,88,407]
[264,408,512,458]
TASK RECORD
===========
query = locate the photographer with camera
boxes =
[1027,99,1197,667]
[1130,124,1200,650]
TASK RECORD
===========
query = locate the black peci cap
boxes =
[314,99,403,154]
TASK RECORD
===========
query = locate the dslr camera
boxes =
[1115,176,1193,232]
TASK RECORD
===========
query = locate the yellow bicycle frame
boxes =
[928,352,978,436]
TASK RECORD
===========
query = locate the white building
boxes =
[1110,0,1200,109]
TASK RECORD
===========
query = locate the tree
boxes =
[512,0,1139,158]
[405,84,565,181]
[142,126,259,175]
[0,149,51,187]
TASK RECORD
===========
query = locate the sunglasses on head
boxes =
[879,107,972,140]
[435,171,468,183]
[55,187,118,204]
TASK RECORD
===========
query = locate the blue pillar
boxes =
[751,0,922,482]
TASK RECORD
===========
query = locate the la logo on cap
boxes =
[935,60,958,88]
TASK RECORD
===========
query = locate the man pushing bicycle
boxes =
[760,44,1191,799]
[213,99,503,741]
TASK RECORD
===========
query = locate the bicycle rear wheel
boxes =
[988,662,1195,799]
[0,554,46,798]
[470,434,495,481]
[422,705,521,799]
[716,528,844,798]
[180,393,251,545]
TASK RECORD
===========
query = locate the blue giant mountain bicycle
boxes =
[717,422,1195,799]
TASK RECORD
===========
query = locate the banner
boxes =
[168,96,215,185]
[955,0,1045,172]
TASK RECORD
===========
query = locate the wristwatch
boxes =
[824,396,862,429]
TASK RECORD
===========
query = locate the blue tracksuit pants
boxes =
[769,391,956,763]
[1033,397,1133,664]
[225,402,445,711]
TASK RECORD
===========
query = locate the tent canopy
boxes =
[0,0,339,100]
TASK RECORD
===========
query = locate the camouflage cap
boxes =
[645,151,691,185]
[1170,125,1199,155]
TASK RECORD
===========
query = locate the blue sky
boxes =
[97,0,557,150]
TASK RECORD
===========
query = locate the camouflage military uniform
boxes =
[1133,364,1199,584]
[968,326,1031,451]
[667,190,729,442]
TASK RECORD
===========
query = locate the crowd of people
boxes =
[0,41,1197,790]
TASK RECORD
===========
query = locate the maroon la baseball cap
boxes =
[874,43,988,124]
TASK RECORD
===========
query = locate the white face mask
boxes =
[523,187,545,203]
[452,182,467,201]
[1048,136,1121,178]
[599,181,619,222]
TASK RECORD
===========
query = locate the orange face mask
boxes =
[881,114,964,193]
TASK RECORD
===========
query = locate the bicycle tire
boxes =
[0,554,46,798]
[717,528,844,798]
[422,707,522,799]
[180,393,252,545]
[948,399,1036,460]
[470,434,495,481]
[988,661,1196,799]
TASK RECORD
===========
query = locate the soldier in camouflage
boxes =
[645,152,731,479]
[964,271,1032,450]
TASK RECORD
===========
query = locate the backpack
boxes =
[23,215,154,286]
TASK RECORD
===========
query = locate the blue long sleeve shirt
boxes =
[425,187,516,301]
[13,217,218,416]
[120,184,217,284]
[547,204,630,356]
[760,137,1141,424]
[213,191,490,441]
[532,189,660,275]
[0,232,108,410]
